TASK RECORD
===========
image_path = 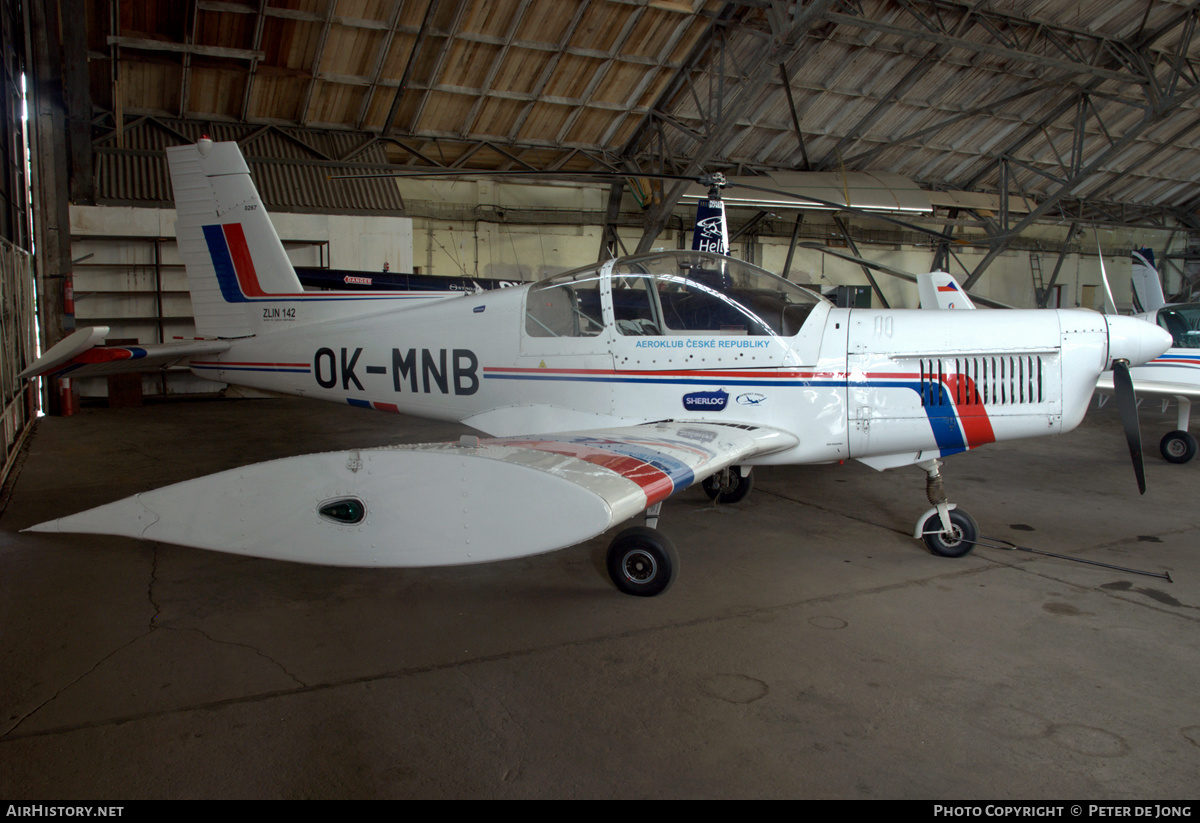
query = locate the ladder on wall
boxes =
[1030,253,1047,307]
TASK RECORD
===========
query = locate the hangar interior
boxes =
[2,0,1200,800]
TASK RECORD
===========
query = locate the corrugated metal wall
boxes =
[94,120,407,214]
[0,0,34,487]
[0,239,36,488]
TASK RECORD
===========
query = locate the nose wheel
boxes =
[913,459,979,558]
[920,508,979,557]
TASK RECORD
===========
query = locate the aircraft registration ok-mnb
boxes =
[22,139,1172,596]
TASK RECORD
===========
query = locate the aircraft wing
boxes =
[1095,373,1200,402]
[18,326,231,380]
[27,421,798,567]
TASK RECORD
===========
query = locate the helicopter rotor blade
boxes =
[330,168,960,245]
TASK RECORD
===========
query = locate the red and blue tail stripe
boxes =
[203,223,261,302]
[201,222,444,303]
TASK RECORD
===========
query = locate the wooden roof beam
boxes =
[106,36,265,62]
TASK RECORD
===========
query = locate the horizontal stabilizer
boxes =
[18,327,110,379]
[27,422,797,567]
[19,329,231,380]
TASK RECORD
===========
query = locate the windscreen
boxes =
[608,251,822,338]
[1156,304,1200,349]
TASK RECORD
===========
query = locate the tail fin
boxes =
[1130,247,1166,314]
[917,271,975,310]
[166,138,304,337]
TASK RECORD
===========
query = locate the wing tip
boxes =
[22,520,63,534]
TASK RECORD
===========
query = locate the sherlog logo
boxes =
[683,389,728,412]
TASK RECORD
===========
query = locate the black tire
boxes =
[1160,430,1197,464]
[606,526,678,597]
[701,467,754,504]
[922,509,979,558]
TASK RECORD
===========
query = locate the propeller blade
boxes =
[1111,359,1146,494]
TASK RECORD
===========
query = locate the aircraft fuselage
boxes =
[188,280,1133,473]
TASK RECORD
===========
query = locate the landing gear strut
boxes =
[605,503,678,597]
[912,459,979,557]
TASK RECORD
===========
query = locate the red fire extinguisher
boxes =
[58,377,76,416]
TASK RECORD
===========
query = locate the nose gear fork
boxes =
[912,459,980,557]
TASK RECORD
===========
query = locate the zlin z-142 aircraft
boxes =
[22,139,1171,596]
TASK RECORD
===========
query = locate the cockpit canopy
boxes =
[525,251,825,339]
[1156,304,1200,349]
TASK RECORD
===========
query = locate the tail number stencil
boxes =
[313,347,479,396]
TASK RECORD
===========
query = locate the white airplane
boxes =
[1094,248,1200,463]
[20,138,1172,596]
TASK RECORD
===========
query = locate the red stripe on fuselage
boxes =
[484,366,847,380]
[940,374,996,448]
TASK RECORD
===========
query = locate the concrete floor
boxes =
[1,396,1198,799]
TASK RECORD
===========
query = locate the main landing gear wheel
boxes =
[606,526,678,597]
[702,467,754,504]
[1160,430,1197,464]
[922,509,979,558]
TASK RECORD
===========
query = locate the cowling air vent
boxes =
[919,356,1044,407]
[319,497,366,525]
